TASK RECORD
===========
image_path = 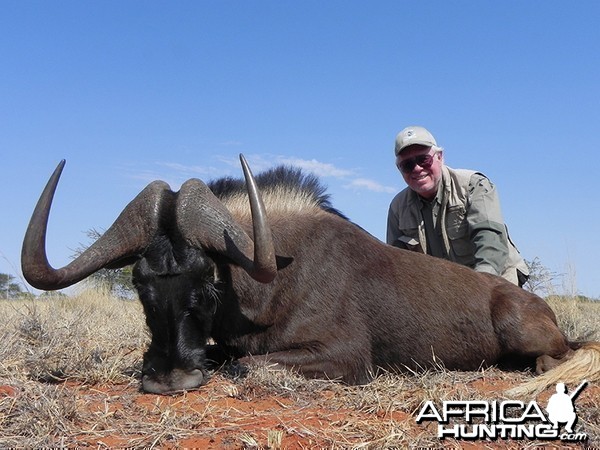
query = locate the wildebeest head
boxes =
[22,155,278,393]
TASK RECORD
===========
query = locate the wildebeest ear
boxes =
[276,255,294,271]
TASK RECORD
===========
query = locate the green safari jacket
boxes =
[387,165,529,285]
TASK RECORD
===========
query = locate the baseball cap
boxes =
[394,126,437,156]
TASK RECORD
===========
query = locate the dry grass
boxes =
[0,289,598,448]
[546,295,600,341]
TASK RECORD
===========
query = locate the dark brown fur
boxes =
[213,207,572,385]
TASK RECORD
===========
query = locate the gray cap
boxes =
[394,126,437,156]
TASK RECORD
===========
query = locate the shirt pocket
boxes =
[398,229,423,253]
[446,206,472,256]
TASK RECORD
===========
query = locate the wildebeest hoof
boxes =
[141,368,208,395]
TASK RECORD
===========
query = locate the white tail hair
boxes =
[506,342,600,397]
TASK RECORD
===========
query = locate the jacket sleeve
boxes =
[466,174,510,276]
[386,201,403,247]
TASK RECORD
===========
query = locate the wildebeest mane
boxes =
[208,165,349,220]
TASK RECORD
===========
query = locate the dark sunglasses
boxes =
[397,152,438,174]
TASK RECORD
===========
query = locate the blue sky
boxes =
[2,1,599,298]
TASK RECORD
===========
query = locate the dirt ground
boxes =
[2,366,598,449]
[2,295,598,449]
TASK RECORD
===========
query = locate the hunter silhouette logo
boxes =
[546,380,587,434]
[416,380,589,442]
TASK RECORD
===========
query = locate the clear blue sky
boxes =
[2,1,599,297]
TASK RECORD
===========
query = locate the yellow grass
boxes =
[0,289,598,448]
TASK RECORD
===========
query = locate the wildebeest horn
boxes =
[21,160,172,290]
[176,154,277,283]
[22,155,277,290]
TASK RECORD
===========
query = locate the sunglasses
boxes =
[397,152,438,174]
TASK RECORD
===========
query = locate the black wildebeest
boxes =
[22,155,600,395]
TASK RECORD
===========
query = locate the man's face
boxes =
[396,145,443,199]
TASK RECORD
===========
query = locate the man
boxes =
[386,125,529,286]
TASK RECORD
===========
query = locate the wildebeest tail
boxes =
[506,341,600,397]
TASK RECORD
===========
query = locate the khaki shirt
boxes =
[387,165,529,285]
